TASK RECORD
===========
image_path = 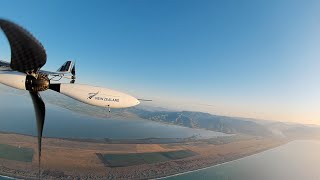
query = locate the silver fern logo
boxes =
[87,91,99,99]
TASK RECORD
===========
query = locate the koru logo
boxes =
[88,92,99,99]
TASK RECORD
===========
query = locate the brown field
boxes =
[0,132,287,179]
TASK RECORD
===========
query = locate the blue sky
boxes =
[0,0,320,124]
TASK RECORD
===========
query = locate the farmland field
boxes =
[0,144,33,162]
[97,150,197,167]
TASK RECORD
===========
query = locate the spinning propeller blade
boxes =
[0,19,47,73]
[29,92,45,175]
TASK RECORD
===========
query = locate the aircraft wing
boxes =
[0,19,47,73]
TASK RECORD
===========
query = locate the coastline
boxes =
[0,174,23,180]
[0,175,14,179]
[155,157,252,179]
[0,167,31,180]
[155,141,290,179]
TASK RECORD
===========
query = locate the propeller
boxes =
[0,19,48,177]
[0,19,143,178]
[29,92,45,176]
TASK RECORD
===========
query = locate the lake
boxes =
[0,92,225,139]
[165,140,320,180]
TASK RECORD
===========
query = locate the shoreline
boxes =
[0,174,22,180]
[155,141,290,179]
[0,167,30,180]
[0,175,14,179]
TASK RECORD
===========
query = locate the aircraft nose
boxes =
[126,95,140,107]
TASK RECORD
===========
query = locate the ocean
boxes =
[165,140,320,180]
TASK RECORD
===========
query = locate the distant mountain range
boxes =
[129,109,272,137]
[38,91,320,138]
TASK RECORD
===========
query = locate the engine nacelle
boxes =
[49,83,140,108]
[0,71,26,90]
[0,71,50,92]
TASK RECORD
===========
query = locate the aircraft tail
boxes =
[57,61,74,73]
[56,60,76,83]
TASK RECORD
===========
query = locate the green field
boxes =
[97,150,197,167]
[0,144,33,162]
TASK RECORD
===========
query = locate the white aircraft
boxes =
[0,19,145,171]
